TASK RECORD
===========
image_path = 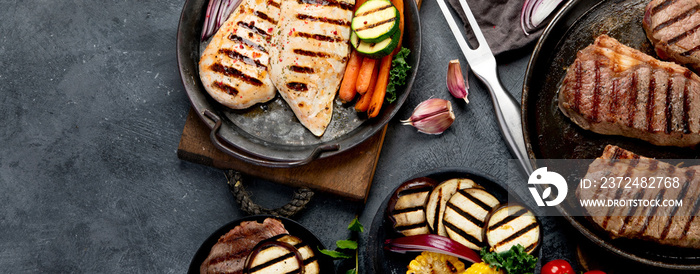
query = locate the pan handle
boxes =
[203,110,340,168]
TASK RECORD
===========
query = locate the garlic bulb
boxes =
[401,98,455,135]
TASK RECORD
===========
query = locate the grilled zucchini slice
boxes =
[387,177,438,236]
[351,0,399,43]
[352,29,400,58]
[484,204,540,254]
[244,238,304,274]
[425,178,480,236]
[442,188,500,250]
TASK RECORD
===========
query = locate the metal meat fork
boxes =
[435,0,534,175]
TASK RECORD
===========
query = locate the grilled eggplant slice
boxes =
[270,234,321,274]
[387,177,438,236]
[484,204,540,254]
[244,239,304,274]
[425,179,480,236]
[443,188,500,250]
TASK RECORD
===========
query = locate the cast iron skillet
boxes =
[366,167,540,273]
[176,0,421,167]
[523,0,700,269]
[189,215,335,273]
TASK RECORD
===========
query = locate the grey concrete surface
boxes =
[0,0,579,273]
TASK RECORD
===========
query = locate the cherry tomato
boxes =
[541,259,575,274]
[584,271,606,274]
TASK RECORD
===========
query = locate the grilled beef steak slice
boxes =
[198,0,280,109]
[558,35,700,147]
[577,145,700,249]
[643,0,700,72]
[200,218,288,274]
[269,0,355,136]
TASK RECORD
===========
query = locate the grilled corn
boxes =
[406,251,466,274]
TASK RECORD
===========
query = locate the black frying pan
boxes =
[176,0,421,167]
[523,0,700,269]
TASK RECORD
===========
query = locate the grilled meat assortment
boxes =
[643,0,700,72]
[200,218,288,274]
[199,0,281,109]
[578,145,700,249]
[269,0,355,136]
[558,35,700,147]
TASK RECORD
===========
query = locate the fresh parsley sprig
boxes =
[319,217,364,274]
[386,47,411,103]
[480,244,537,274]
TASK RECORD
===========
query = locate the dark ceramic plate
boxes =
[189,215,335,274]
[367,167,539,273]
[522,0,700,269]
[176,0,421,167]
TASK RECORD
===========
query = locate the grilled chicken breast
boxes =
[558,35,700,147]
[199,0,281,109]
[578,145,700,249]
[643,0,700,72]
[269,0,355,136]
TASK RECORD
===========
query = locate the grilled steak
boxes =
[269,0,355,136]
[643,0,700,72]
[198,0,280,109]
[200,218,288,274]
[558,35,700,147]
[577,145,700,249]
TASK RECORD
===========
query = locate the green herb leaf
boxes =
[348,217,364,232]
[318,248,353,259]
[336,239,358,250]
[480,244,537,274]
[386,47,411,103]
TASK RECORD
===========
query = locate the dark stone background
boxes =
[0,0,588,273]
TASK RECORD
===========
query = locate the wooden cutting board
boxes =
[177,108,386,202]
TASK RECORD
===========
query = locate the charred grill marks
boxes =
[254,10,278,25]
[219,48,267,70]
[289,65,315,74]
[487,208,529,231]
[286,82,308,92]
[356,3,393,16]
[210,63,264,86]
[391,205,425,215]
[395,222,429,231]
[573,61,583,112]
[443,221,482,247]
[297,0,354,11]
[628,72,639,128]
[355,17,397,32]
[293,49,331,58]
[228,34,268,53]
[651,0,678,16]
[683,79,691,133]
[491,222,540,249]
[237,21,272,40]
[646,71,657,132]
[213,81,240,96]
[660,169,693,240]
[667,23,700,45]
[446,202,484,228]
[268,0,281,8]
[652,5,700,33]
[592,57,601,122]
[296,32,343,43]
[681,45,700,56]
[665,77,674,133]
[296,14,351,26]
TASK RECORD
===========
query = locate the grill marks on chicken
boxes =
[644,0,700,71]
[577,145,700,249]
[558,35,700,147]
[269,0,355,136]
[199,0,281,109]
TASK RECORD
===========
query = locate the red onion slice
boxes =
[384,234,482,264]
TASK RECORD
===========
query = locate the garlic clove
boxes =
[401,98,455,135]
[447,59,469,103]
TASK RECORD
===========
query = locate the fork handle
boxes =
[478,70,534,175]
